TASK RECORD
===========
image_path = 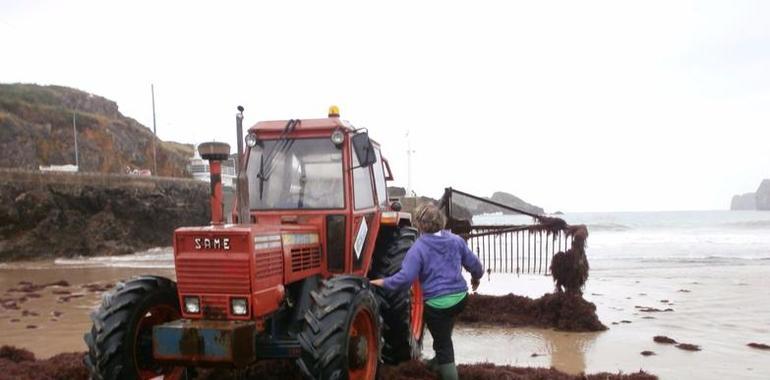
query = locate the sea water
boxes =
[438,210,770,379]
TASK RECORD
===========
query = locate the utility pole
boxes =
[406,130,415,196]
[72,105,80,171]
[151,84,158,175]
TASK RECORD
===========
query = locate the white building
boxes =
[188,153,236,188]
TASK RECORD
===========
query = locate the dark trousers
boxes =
[424,295,467,365]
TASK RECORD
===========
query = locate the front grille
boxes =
[176,254,251,294]
[201,294,228,319]
[254,250,283,278]
[291,246,321,272]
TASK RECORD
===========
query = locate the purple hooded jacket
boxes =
[383,230,484,299]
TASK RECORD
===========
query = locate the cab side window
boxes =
[352,146,375,209]
[373,148,388,207]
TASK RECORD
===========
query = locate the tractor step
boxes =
[153,319,256,368]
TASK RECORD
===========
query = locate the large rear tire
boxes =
[368,226,424,364]
[296,276,382,380]
[84,275,186,380]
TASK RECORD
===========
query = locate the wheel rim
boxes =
[410,281,424,341]
[348,307,378,380]
[134,304,184,380]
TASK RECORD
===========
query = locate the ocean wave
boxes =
[586,223,632,232]
[721,220,770,229]
[607,255,770,265]
[54,247,173,268]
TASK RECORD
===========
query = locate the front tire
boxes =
[84,275,185,380]
[296,276,382,380]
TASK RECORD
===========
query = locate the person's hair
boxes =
[415,203,446,233]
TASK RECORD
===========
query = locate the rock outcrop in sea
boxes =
[730,192,756,210]
[757,180,770,210]
[730,179,770,211]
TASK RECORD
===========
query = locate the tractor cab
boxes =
[238,107,402,276]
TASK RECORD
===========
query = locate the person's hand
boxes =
[471,277,480,292]
[370,278,385,287]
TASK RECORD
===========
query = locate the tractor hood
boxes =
[173,223,322,320]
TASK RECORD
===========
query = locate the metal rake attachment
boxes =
[438,188,588,277]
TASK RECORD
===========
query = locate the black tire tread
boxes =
[83,275,180,380]
[296,275,382,380]
[368,226,421,364]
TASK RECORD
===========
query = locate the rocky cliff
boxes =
[757,180,770,211]
[0,83,193,176]
[730,193,757,210]
[730,179,770,211]
[0,169,209,261]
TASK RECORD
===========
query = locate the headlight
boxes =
[330,129,344,146]
[245,133,258,147]
[184,296,200,314]
[231,298,248,316]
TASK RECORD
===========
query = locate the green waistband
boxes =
[425,291,467,309]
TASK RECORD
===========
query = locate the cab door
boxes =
[349,143,381,275]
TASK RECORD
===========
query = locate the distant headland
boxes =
[730,179,770,210]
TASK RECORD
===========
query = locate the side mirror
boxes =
[351,132,376,167]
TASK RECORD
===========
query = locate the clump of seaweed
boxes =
[0,346,658,380]
[459,292,607,332]
[747,343,770,350]
[550,225,589,294]
[0,346,87,380]
[653,336,677,344]
[675,343,701,352]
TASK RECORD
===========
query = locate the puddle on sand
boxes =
[425,326,600,375]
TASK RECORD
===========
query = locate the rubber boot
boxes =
[423,357,439,372]
[438,362,459,380]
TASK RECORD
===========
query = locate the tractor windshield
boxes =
[248,138,344,209]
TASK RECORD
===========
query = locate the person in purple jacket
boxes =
[371,203,484,380]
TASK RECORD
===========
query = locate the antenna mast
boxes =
[151,84,158,175]
[406,130,415,196]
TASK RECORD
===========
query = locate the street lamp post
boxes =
[72,105,80,171]
[72,94,93,172]
[151,84,158,176]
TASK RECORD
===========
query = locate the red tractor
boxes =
[84,107,424,380]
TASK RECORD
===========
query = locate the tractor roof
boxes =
[249,117,353,133]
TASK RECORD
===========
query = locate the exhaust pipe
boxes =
[235,106,251,224]
[198,142,231,225]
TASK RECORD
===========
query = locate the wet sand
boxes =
[0,263,174,358]
[436,266,770,379]
[1,253,770,379]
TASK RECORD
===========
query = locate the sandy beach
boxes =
[1,250,769,379]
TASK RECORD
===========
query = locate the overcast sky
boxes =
[1,1,769,212]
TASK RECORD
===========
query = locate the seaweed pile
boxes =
[0,347,656,380]
[0,346,87,380]
[459,292,607,332]
[380,361,656,380]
